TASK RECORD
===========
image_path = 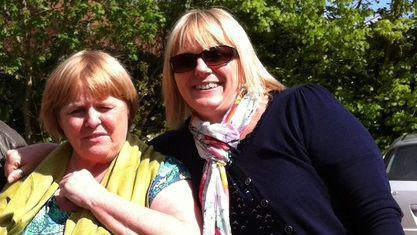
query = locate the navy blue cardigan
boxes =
[150,84,403,235]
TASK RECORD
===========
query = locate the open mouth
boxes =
[194,82,221,90]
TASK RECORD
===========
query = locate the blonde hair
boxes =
[40,50,138,140]
[162,8,285,129]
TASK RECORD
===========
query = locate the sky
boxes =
[371,0,391,10]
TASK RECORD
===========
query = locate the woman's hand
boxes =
[58,169,107,210]
[54,188,82,212]
[5,144,57,183]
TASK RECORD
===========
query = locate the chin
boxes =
[85,146,111,156]
[196,96,224,107]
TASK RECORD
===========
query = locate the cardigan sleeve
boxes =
[289,84,403,235]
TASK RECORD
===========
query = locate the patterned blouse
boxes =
[23,157,190,235]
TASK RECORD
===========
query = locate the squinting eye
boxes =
[97,106,113,112]
[68,109,84,115]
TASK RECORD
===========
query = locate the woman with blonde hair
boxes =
[153,8,403,235]
[1,50,201,234]
[5,8,403,235]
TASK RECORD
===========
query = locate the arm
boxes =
[59,169,202,235]
[294,85,403,234]
[0,121,28,187]
[5,143,57,183]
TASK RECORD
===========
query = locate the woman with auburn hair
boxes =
[5,8,403,235]
[0,50,202,235]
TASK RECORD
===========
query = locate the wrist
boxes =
[87,186,112,211]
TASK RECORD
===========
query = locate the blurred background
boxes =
[0,0,416,150]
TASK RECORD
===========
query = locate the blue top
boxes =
[150,84,404,235]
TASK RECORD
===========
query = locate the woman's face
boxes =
[173,44,241,123]
[58,93,129,163]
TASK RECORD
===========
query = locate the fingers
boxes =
[5,149,24,183]
[55,188,82,212]
[7,168,27,184]
[5,150,20,175]
[59,173,71,189]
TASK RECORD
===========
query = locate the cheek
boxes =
[62,118,83,133]
[106,111,129,131]
[219,68,240,92]
[174,75,185,87]
[174,76,189,97]
[217,61,240,83]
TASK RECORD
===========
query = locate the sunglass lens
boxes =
[203,47,233,65]
[171,46,237,73]
[171,53,196,73]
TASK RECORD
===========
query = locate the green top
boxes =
[23,157,190,235]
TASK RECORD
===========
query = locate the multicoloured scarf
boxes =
[189,89,260,235]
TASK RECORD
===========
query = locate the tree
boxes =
[0,0,167,142]
[199,0,417,149]
[0,0,416,150]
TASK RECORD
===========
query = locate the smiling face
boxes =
[58,93,129,164]
[173,44,242,123]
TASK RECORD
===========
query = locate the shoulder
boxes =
[159,157,191,180]
[149,123,194,156]
[148,156,191,204]
[270,83,348,118]
[271,84,335,106]
[149,122,204,189]
[264,84,341,125]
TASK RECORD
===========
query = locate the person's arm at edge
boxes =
[5,143,57,183]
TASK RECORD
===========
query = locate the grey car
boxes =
[384,134,417,235]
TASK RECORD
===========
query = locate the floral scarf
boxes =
[189,89,260,235]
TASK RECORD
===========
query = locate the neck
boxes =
[239,93,270,140]
[66,154,111,182]
[194,112,224,124]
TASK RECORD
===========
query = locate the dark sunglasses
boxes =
[170,45,239,73]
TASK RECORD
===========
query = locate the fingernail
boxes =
[7,176,14,183]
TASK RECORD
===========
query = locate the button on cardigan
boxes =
[150,84,404,235]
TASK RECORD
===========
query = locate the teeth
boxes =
[195,83,219,90]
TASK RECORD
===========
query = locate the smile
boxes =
[194,82,221,90]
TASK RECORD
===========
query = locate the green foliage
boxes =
[0,0,167,142]
[204,0,417,149]
[0,0,416,150]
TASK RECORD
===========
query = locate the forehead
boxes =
[62,94,126,109]
[62,86,109,106]
[62,90,96,106]
[173,25,232,55]
[175,42,205,55]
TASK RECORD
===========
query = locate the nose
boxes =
[194,58,212,77]
[85,108,101,128]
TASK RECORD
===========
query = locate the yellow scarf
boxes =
[0,134,165,235]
